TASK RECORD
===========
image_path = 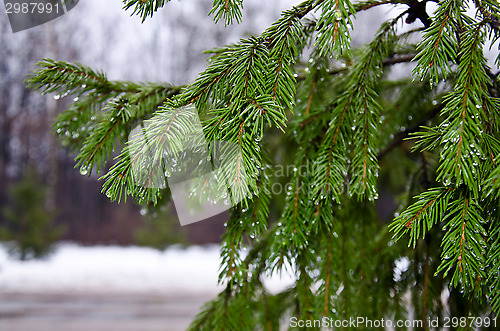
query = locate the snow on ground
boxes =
[0,243,295,295]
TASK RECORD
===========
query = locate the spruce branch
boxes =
[314,0,356,57]
[76,84,180,175]
[209,0,244,25]
[218,166,271,284]
[437,190,487,292]
[122,0,170,22]
[322,17,400,201]
[27,59,133,96]
[27,0,500,323]
[435,21,491,195]
[262,3,309,110]
[474,0,500,37]
[311,15,404,203]
[487,215,500,313]
[390,186,452,247]
[27,60,180,176]
[413,0,459,86]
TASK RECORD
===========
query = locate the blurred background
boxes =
[0,0,392,330]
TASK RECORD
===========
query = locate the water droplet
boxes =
[53,95,61,100]
[334,10,342,21]
[79,166,89,176]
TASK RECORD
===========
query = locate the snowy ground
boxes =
[0,243,295,294]
[0,243,295,331]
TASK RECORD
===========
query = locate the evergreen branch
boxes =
[29,0,500,323]
[313,0,405,58]
[437,190,487,291]
[314,0,356,57]
[218,167,271,284]
[53,91,121,152]
[28,60,180,177]
[313,95,350,202]
[435,21,491,195]
[304,68,318,115]
[484,154,500,199]
[347,18,400,200]
[313,202,337,317]
[74,83,179,176]
[76,102,124,175]
[167,37,287,201]
[209,0,244,25]
[487,217,500,313]
[474,0,500,39]
[295,249,316,320]
[313,18,402,202]
[27,59,135,96]
[294,52,418,81]
[390,186,452,247]
[100,106,200,204]
[413,0,459,86]
[122,0,169,22]
[188,298,218,330]
[270,153,312,272]
[262,3,309,110]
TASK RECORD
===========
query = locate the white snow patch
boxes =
[394,256,410,281]
[0,243,295,295]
